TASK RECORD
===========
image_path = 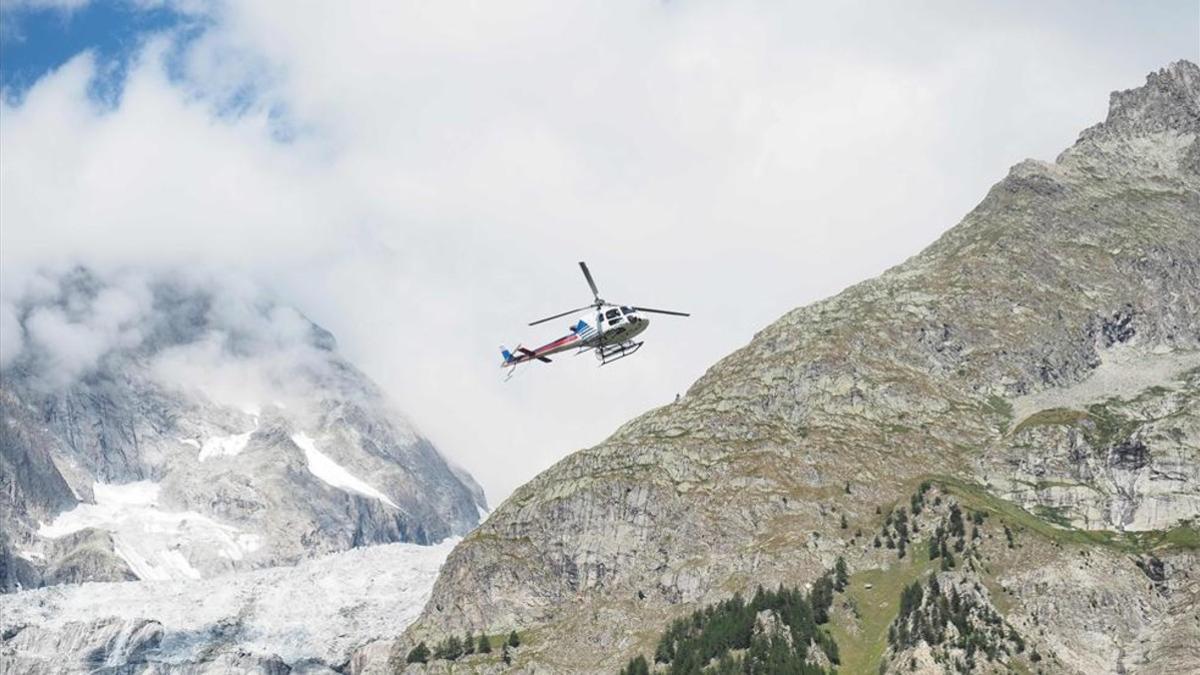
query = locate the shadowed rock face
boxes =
[401,61,1200,672]
[0,272,486,590]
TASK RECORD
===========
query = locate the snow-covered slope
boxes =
[292,432,400,508]
[35,481,259,581]
[0,268,486,590]
[0,538,455,672]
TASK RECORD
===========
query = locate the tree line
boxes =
[621,559,849,674]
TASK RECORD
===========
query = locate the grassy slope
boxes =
[829,546,936,674]
[825,476,1198,675]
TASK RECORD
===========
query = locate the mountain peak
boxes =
[400,62,1200,672]
[1,267,486,589]
[1059,60,1199,178]
[1101,59,1199,135]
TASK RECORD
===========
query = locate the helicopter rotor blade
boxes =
[529,304,594,326]
[632,306,690,317]
[578,261,601,301]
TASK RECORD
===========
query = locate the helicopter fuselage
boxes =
[501,307,649,366]
[500,261,687,371]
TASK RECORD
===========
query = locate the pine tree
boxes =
[507,630,521,648]
[433,635,464,661]
[477,633,492,654]
[811,574,835,624]
[405,642,430,664]
[949,504,964,537]
[502,644,512,665]
[463,632,475,655]
[834,556,849,591]
[654,635,673,663]
[620,655,651,675]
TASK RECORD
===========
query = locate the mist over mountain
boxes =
[0,266,485,590]
[395,61,1200,674]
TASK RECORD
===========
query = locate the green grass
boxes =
[1120,521,1200,550]
[982,395,1015,434]
[1010,408,1087,436]
[828,546,935,674]
[1032,504,1074,528]
[1014,478,1104,494]
[1082,402,1140,449]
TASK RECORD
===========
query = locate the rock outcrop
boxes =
[400,61,1200,673]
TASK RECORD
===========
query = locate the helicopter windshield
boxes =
[621,306,634,314]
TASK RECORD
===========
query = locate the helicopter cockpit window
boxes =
[621,306,634,314]
[605,309,621,321]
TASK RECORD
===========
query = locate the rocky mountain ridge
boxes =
[396,61,1200,674]
[0,268,486,590]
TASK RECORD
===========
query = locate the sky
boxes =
[2,1,1197,505]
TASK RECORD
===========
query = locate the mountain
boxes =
[0,268,486,590]
[395,61,1200,673]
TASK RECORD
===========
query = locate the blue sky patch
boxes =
[0,2,200,104]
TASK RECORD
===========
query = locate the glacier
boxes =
[0,538,458,671]
[35,481,259,582]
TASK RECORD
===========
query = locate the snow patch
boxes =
[291,432,398,508]
[198,430,252,460]
[37,481,257,581]
[198,417,259,461]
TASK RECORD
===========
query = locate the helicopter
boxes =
[500,261,689,373]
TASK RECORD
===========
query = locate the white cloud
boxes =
[1,1,1196,501]
[23,306,109,384]
[10,268,153,386]
[148,324,332,418]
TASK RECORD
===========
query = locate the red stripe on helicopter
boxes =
[535,333,580,353]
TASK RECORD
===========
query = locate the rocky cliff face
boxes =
[0,269,486,590]
[399,61,1200,673]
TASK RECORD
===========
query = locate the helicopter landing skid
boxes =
[596,340,643,365]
